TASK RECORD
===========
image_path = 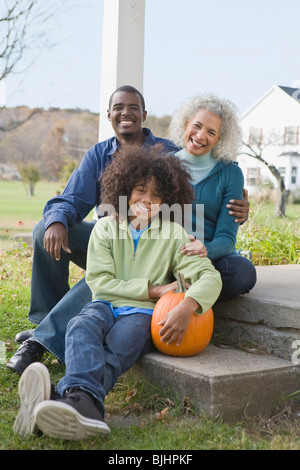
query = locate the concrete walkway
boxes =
[134,265,300,422]
[239,264,300,308]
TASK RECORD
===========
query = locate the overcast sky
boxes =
[1,0,300,117]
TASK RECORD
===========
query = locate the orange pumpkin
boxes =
[151,272,214,357]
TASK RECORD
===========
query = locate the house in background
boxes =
[238,85,300,195]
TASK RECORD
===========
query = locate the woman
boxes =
[169,92,256,302]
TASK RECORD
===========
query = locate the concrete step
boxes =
[213,265,300,360]
[134,344,300,422]
[133,265,300,422]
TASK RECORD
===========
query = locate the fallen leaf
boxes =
[125,388,137,402]
[155,407,169,420]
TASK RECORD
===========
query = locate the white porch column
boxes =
[99,0,145,141]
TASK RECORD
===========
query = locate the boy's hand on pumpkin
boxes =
[158,298,198,346]
[180,235,207,258]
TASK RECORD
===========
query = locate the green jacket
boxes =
[86,216,222,314]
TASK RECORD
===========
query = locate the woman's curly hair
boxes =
[99,144,194,220]
[169,92,242,161]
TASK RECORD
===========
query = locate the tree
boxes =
[0,0,68,130]
[240,141,289,217]
[40,124,67,180]
[18,162,40,197]
[0,0,66,82]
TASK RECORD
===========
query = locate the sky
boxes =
[1,0,300,118]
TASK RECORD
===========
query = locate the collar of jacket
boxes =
[109,128,153,156]
[193,159,238,183]
[118,215,161,237]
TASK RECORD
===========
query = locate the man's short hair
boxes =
[108,85,146,111]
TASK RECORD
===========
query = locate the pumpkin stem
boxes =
[176,271,186,293]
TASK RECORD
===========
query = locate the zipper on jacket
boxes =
[132,239,137,261]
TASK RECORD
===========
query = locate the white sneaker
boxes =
[13,362,51,437]
[34,397,111,441]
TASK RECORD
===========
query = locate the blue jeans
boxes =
[30,219,95,362]
[56,302,153,414]
[213,253,257,303]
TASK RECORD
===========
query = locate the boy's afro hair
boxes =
[99,144,194,218]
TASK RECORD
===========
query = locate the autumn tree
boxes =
[18,162,40,197]
[40,124,67,180]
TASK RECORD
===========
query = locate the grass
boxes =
[0,180,61,226]
[1,181,300,450]
[1,253,300,452]
[236,200,300,265]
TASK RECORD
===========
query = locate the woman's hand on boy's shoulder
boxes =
[180,235,207,258]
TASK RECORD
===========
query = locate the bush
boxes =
[237,201,300,265]
[237,223,300,265]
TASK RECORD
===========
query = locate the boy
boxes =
[14,145,222,440]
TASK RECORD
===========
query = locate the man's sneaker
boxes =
[6,339,46,375]
[34,388,110,441]
[13,362,52,437]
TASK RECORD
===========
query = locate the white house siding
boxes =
[237,85,300,194]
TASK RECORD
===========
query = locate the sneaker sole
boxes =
[13,362,51,437]
[34,401,111,441]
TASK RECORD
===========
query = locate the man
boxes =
[7,85,249,375]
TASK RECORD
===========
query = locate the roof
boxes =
[241,85,300,120]
[279,151,300,157]
[278,86,299,101]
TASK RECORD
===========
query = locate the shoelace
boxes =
[64,388,82,401]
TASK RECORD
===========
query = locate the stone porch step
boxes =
[213,265,300,359]
[134,344,300,422]
[134,265,300,421]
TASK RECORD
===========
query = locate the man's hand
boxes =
[43,222,71,261]
[226,188,249,223]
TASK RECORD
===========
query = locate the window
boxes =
[284,126,299,145]
[247,167,260,186]
[291,167,297,184]
[248,127,262,146]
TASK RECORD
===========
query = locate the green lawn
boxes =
[0,180,61,225]
[247,199,300,230]
[1,246,300,450]
[1,181,300,450]
[0,180,94,249]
